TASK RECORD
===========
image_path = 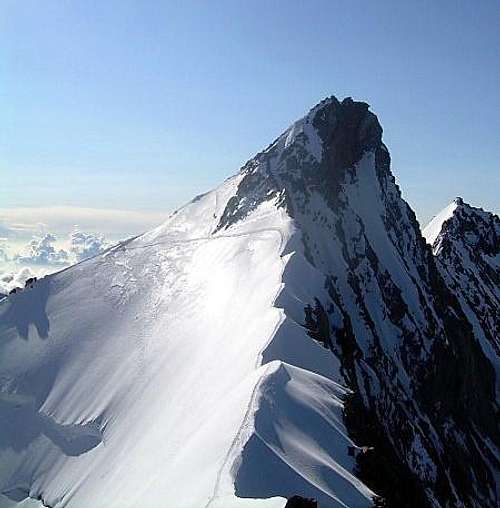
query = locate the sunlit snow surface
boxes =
[422,199,459,246]
[0,165,373,508]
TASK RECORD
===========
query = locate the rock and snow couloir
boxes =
[0,97,498,508]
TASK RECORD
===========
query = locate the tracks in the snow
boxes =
[123,226,286,254]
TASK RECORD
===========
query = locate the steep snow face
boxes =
[0,97,498,508]
[424,199,499,392]
[0,156,373,506]
[422,199,460,246]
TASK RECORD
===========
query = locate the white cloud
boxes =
[15,233,70,266]
[0,206,152,286]
[0,226,112,278]
[0,266,38,295]
[69,229,109,261]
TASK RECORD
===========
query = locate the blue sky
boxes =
[1,0,499,238]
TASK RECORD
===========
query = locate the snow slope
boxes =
[1,97,498,508]
[0,171,373,507]
[422,200,459,246]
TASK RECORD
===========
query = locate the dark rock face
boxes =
[285,495,318,508]
[312,98,382,211]
[304,299,332,348]
[25,277,38,288]
[343,393,429,508]
[310,105,498,508]
[222,97,499,507]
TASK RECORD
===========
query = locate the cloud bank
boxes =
[0,229,112,295]
[69,230,109,262]
[0,205,163,293]
[14,229,111,266]
[15,233,70,266]
[0,266,37,295]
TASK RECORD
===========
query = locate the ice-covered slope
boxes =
[422,199,460,246]
[0,147,373,507]
[1,97,499,508]
[423,198,499,392]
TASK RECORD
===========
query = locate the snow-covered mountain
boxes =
[423,198,499,394]
[0,97,498,508]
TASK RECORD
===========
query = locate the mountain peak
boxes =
[423,199,462,246]
[428,198,500,388]
[2,96,498,508]
[217,95,385,231]
[269,96,382,167]
[423,198,499,256]
[309,96,383,169]
[300,96,382,159]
